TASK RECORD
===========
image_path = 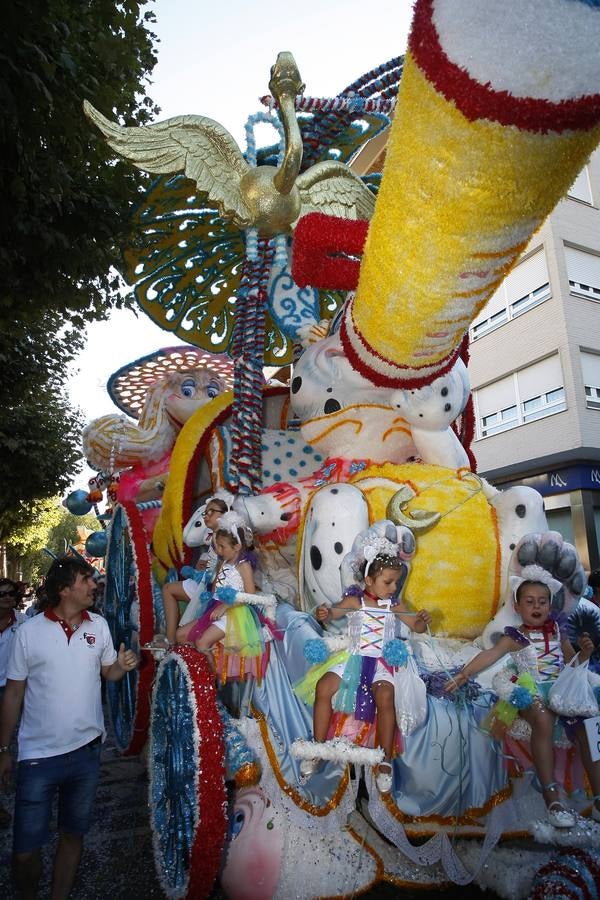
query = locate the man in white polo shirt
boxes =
[0,557,138,899]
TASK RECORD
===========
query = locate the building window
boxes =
[566,246,600,302]
[581,351,600,410]
[470,248,550,341]
[475,355,566,439]
[567,166,593,205]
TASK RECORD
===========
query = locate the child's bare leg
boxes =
[373,681,395,762]
[313,673,340,742]
[175,622,194,644]
[574,725,600,812]
[163,592,182,645]
[195,624,225,674]
[520,705,560,806]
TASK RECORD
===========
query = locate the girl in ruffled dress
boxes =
[185,513,269,683]
[447,566,600,828]
[297,552,431,793]
[161,494,229,646]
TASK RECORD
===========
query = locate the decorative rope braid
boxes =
[228,113,285,494]
[295,55,403,169]
[260,94,396,116]
[229,240,274,495]
[136,500,162,511]
[244,110,285,167]
[342,55,404,96]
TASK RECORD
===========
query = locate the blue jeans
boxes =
[13,738,102,853]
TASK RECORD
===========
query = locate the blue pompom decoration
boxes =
[216,586,238,605]
[200,591,213,605]
[383,638,409,667]
[85,531,107,557]
[64,489,93,516]
[304,638,329,665]
[510,686,534,710]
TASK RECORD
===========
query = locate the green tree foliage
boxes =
[0,314,84,528]
[0,0,159,327]
[4,500,100,582]
[0,0,159,534]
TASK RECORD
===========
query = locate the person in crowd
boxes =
[159,495,230,647]
[0,579,26,828]
[0,557,138,899]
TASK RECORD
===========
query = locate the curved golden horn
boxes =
[386,485,440,534]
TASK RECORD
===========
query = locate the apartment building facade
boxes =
[468,150,600,571]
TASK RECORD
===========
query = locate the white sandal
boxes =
[375,762,393,794]
[543,783,575,829]
[299,757,319,778]
[142,635,171,659]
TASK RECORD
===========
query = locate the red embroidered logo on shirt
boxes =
[83,633,96,646]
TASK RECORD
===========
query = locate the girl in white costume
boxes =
[448,566,600,828]
[299,553,431,793]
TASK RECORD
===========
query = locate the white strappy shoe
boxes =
[543,783,575,829]
[375,762,393,794]
[547,801,576,829]
[299,757,319,778]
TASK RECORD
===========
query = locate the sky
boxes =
[67,0,412,488]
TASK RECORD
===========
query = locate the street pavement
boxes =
[0,723,494,899]
[0,726,166,899]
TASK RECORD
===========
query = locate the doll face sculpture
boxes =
[164,371,224,428]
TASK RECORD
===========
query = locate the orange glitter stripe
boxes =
[473,241,529,260]
[309,418,364,445]
[252,708,350,816]
[451,277,505,299]
[382,424,412,442]
[381,781,513,827]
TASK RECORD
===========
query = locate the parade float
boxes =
[71,1,600,897]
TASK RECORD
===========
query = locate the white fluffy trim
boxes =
[323,634,350,652]
[235,591,277,618]
[433,0,600,102]
[291,738,384,767]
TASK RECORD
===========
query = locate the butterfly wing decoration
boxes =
[122,174,246,356]
[112,56,403,363]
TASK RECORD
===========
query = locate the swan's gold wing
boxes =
[83,101,252,228]
[297,161,375,221]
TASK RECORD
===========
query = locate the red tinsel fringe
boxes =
[292,212,368,290]
[409,0,600,133]
[173,646,227,900]
[120,500,156,755]
[340,302,463,389]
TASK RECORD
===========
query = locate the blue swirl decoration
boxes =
[104,505,140,751]
[150,654,200,896]
[268,263,321,338]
